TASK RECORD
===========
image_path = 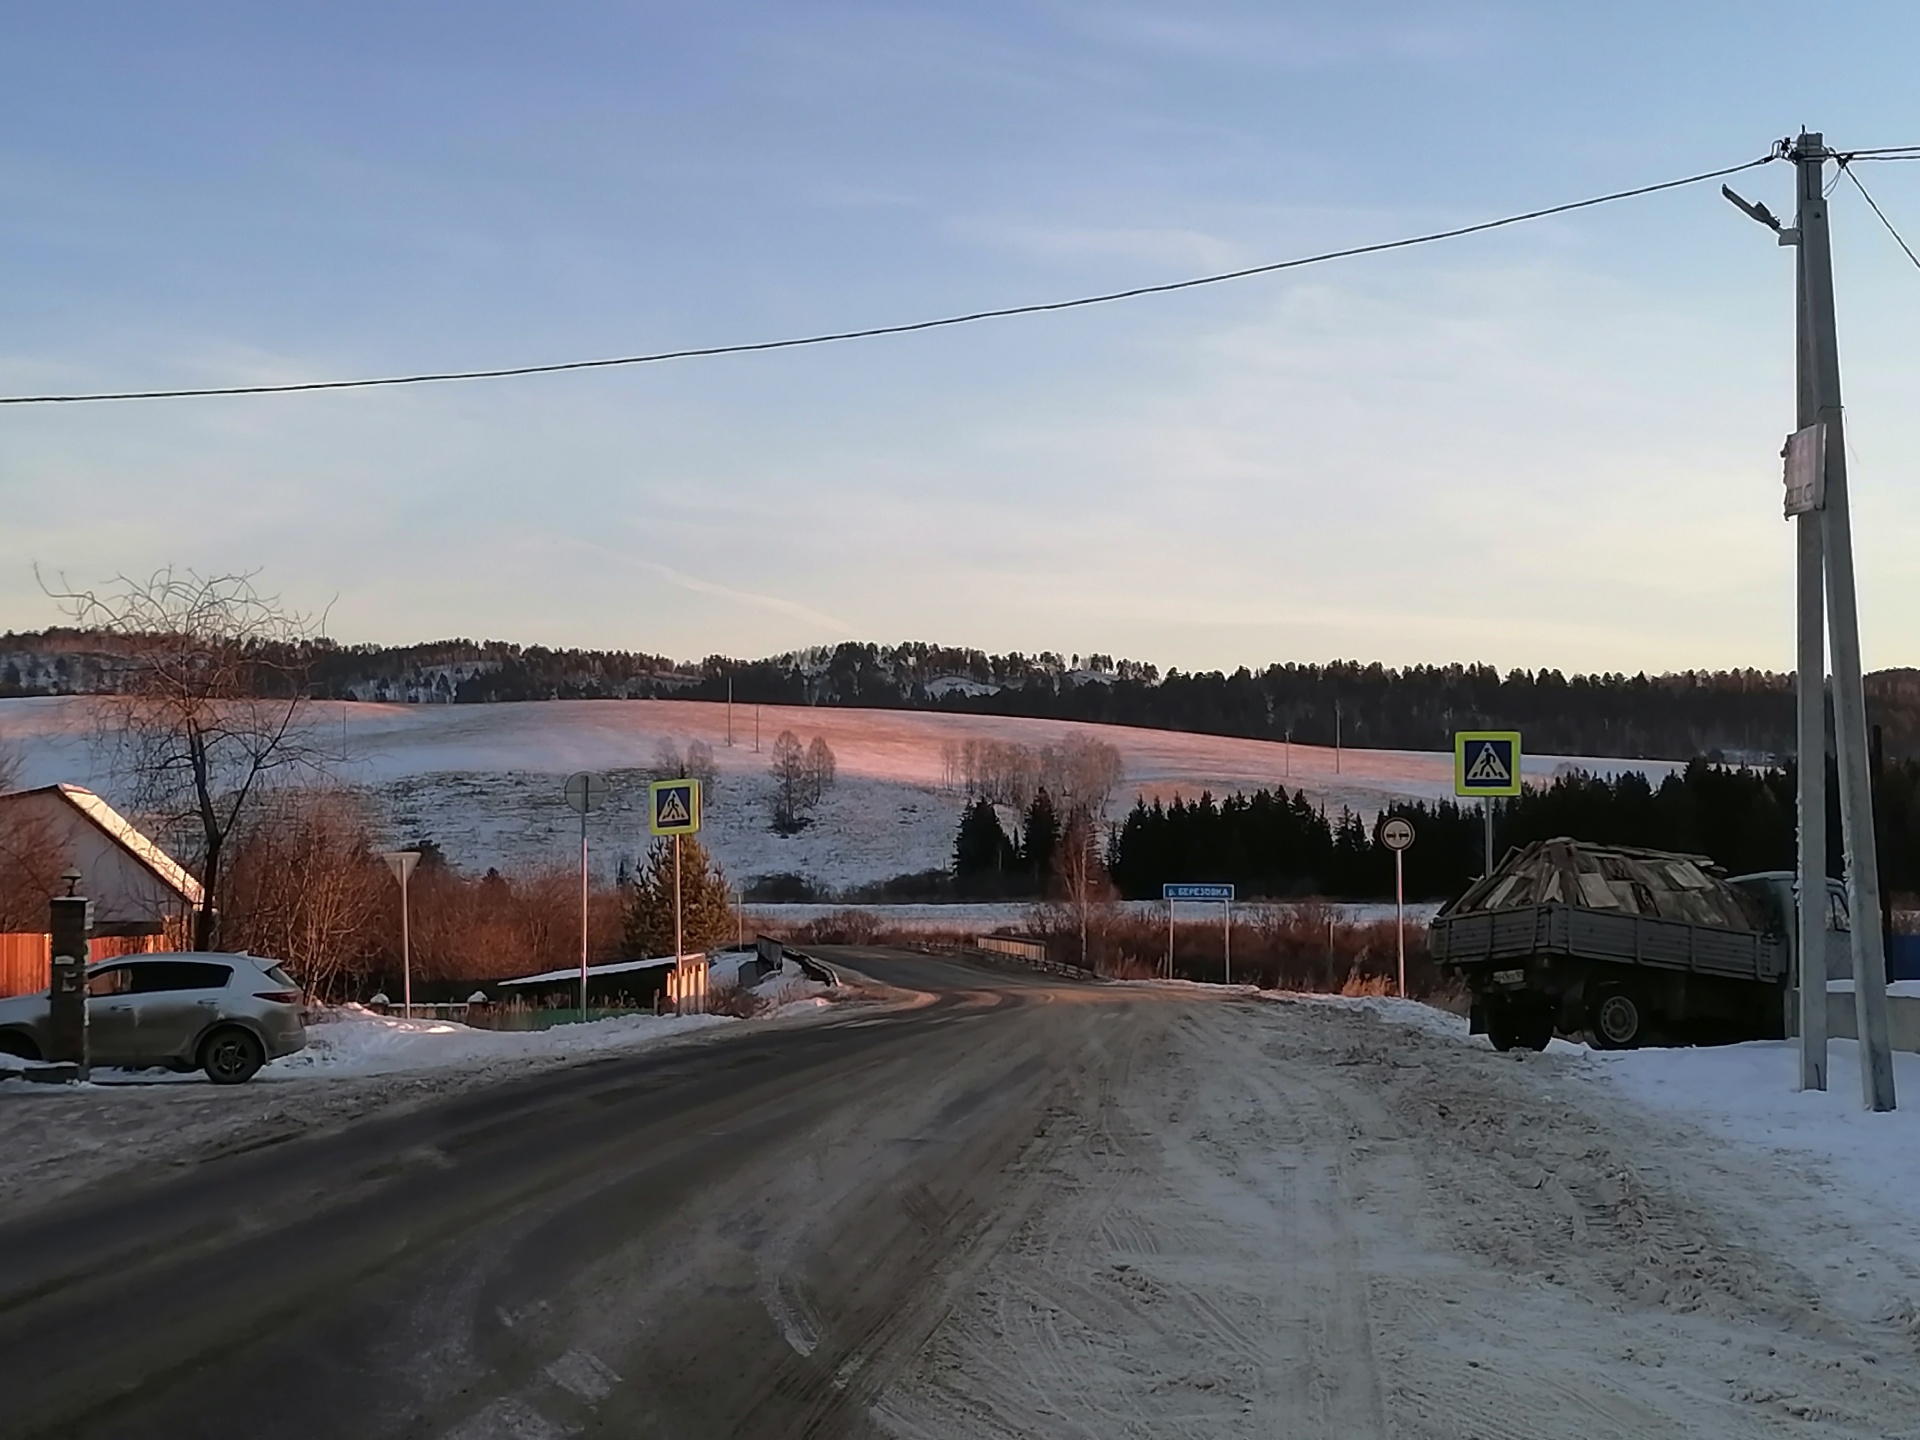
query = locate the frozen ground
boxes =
[886,993,1920,1437]
[0,695,1679,892]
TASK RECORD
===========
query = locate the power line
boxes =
[0,152,1780,408]
[1839,160,1920,273]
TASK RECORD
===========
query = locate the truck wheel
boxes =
[1589,986,1645,1050]
[1518,1007,1555,1052]
[0,1031,40,1061]
[1484,998,1522,1052]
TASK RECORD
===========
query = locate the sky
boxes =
[1,2,1917,677]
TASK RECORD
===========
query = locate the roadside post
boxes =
[564,773,606,1019]
[1163,883,1235,984]
[650,777,704,1013]
[47,870,92,1079]
[1455,731,1522,877]
[1377,817,1416,998]
[380,851,422,1019]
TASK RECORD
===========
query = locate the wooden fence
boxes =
[0,933,172,999]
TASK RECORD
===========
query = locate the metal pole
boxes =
[1483,798,1494,878]
[401,867,412,1021]
[1224,899,1231,986]
[1396,848,1406,999]
[726,677,734,746]
[674,833,684,994]
[1167,902,1174,980]
[1792,142,1829,1093]
[579,808,589,1019]
[1334,702,1341,775]
[1796,132,1895,1110]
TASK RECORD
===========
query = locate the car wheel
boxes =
[0,1030,40,1061]
[200,1027,265,1085]
[1589,986,1645,1050]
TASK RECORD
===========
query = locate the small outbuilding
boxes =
[0,784,204,998]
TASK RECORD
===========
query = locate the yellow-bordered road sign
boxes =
[649,778,702,835]
[1454,731,1522,798]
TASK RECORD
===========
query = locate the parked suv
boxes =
[0,953,306,1083]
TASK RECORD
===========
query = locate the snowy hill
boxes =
[0,696,1677,893]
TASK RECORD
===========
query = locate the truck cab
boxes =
[1726,872,1852,987]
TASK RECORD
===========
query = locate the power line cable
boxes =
[1839,160,1920,273]
[0,151,1780,408]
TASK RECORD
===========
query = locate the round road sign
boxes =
[1378,816,1416,852]
[563,771,606,815]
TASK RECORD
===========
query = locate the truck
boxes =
[1429,837,1851,1051]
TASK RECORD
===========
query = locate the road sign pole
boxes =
[674,832,684,979]
[1794,133,1895,1110]
[1397,850,1407,998]
[579,807,589,1019]
[1167,902,1174,980]
[1224,899,1231,987]
[401,865,412,1021]
[1483,797,1494,878]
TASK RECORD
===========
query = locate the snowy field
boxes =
[0,695,1682,892]
[747,898,1445,933]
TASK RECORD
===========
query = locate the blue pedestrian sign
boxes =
[1163,883,1235,902]
[649,778,703,836]
[1454,731,1522,798]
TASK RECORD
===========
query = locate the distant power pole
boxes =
[1730,132,1896,1109]
[726,676,734,746]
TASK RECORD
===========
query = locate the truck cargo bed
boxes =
[1431,903,1787,983]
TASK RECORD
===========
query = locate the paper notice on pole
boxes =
[1783,422,1826,517]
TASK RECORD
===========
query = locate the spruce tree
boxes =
[623,837,735,957]
[1022,788,1060,886]
[953,797,1015,880]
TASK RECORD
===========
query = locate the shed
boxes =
[0,785,204,997]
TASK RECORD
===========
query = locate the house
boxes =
[0,785,204,998]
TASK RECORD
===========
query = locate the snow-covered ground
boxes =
[265,1006,734,1078]
[748,898,1445,933]
[0,694,1679,893]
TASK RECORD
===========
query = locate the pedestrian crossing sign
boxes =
[1454,731,1522,797]
[649,778,702,835]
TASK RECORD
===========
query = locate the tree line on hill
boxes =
[19,614,1920,761]
[1100,758,1920,904]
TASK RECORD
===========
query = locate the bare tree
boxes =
[769,730,808,832]
[44,567,328,949]
[650,738,684,782]
[684,738,719,789]
[1054,805,1117,973]
[223,788,383,1000]
[0,806,70,932]
[804,735,836,805]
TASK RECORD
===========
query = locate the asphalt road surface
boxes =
[8,950,1918,1439]
[0,949,1107,1440]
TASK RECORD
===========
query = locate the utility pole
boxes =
[1796,133,1896,1111]
[726,676,734,747]
[1733,134,1896,1108]
[1791,146,1830,1094]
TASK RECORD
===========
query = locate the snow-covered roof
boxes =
[0,784,204,907]
[499,952,704,987]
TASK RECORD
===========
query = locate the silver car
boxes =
[0,952,307,1084]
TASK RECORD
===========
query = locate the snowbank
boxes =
[1585,1039,1920,1236]
[263,1005,732,1079]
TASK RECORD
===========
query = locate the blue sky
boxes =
[2,3,1917,674]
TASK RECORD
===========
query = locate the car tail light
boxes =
[254,990,302,1005]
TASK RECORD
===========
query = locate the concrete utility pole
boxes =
[1791,147,1829,1093]
[1736,135,1896,1107]
[1794,133,1896,1111]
